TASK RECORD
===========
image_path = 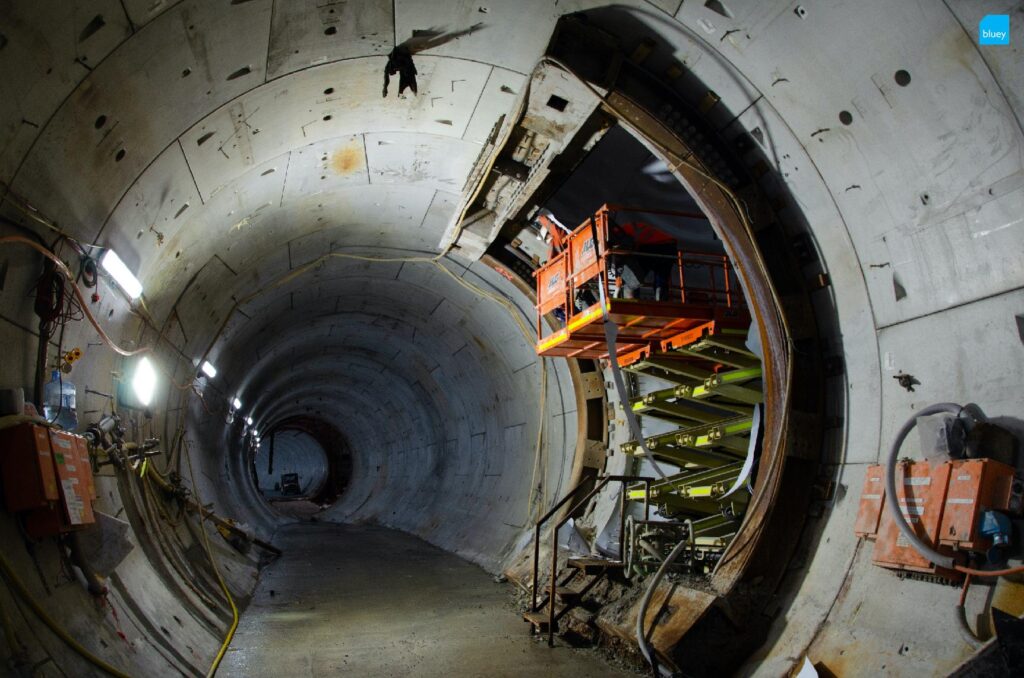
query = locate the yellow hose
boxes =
[0,552,131,678]
[182,443,238,677]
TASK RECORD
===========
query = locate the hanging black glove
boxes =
[383,46,417,97]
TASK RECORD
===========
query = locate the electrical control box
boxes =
[939,459,1022,552]
[856,458,1022,579]
[869,460,960,577]
[0,423,60,511]
[0,423,96,537]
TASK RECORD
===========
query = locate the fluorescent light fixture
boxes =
[100,249,143,299]
[200,360,217,378]
[231,397,242,410]
[132,357,157,407]
[246,416,253,426]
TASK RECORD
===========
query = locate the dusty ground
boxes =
[219,522,635,677]
[267,498,325,519]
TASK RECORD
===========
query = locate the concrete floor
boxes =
[220,522,633,677]
[267,499,326,520]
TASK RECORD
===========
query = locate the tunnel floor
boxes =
[220,522,633,677]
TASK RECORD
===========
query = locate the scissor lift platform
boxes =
[534,204,749,362]
[531,205,762,576]
[537,301,748,360]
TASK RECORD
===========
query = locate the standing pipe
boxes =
[636,521,692,678]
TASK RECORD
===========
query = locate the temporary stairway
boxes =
[522,556,625,633]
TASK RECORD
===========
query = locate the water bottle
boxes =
[43,370,78,431]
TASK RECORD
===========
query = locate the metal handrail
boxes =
[534,205,744,343]
[529,474,653,646]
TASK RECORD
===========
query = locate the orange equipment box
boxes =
[854,465,886,538]
[869,460,959,577]
[856,458,1021,579]
[0,423,96,538]
[0,423,60,512]
[939,458,1020,552]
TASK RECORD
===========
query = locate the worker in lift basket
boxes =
[606,222,676,301]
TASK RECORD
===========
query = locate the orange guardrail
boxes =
[533,204,746,359]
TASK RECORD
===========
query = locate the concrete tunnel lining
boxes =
[254,429,329,499]
[0,1,1022,676]
[181,251,581,569]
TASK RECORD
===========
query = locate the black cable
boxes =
[33,265,64,334]
[79,256,98,289]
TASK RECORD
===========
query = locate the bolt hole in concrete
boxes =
[547,94,569,111]
[895,69,911,86]
[79,14,105,42]
[94,114,107,128]
[115,148,125,162]
[227,65,252,81]
[838,110,853,125]
[324,25,338,36]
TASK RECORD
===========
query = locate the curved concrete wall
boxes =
[255,430,327,497]
[0,2,1020,676]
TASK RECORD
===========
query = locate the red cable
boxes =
[958,573,972,606]
[956,564,1024,578]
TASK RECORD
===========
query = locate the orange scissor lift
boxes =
[534,205,761,568]
[534,204,750,367]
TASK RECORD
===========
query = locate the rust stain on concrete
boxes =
[332,142,364,175]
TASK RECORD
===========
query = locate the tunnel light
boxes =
[200,360,217,379]
[246,416,254,426]
[131,357,157,407]
[100,249,143,299]
[232,397,242,410]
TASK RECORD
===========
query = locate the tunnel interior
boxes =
[0,2,1022,677]
[252,417,351,510]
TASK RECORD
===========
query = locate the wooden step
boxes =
[523,610,553,630]
[554,586,582,603]
[566,557,625,574]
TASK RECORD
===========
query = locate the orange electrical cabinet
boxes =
[854,465,886,537]
[0,423,96,538]
[0,423,60,512]
[870,460,961,577]
[939,458,1020,551]
[26,430,96,537]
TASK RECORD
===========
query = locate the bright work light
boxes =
[100,249,143,299]
[132,357,157,407]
